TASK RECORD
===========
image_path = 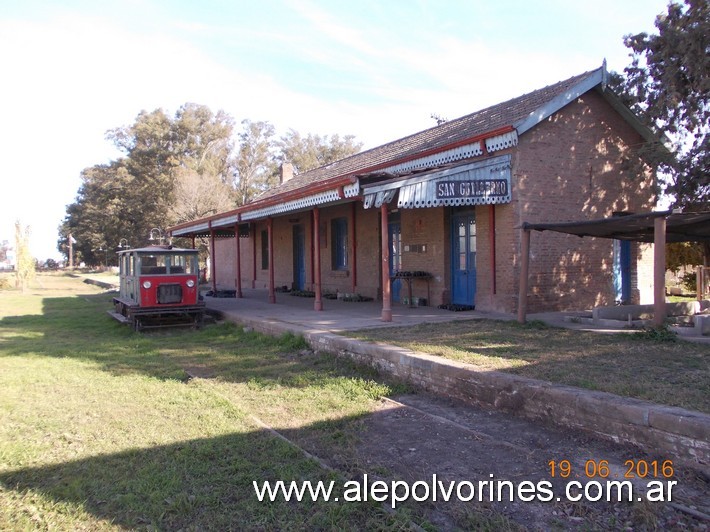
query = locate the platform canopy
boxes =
[517,210,710,326]
[523,210,710,243]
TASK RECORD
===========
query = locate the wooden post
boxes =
[517,228,531,323]
[351,201,357,293]
[313,207,323,311]
[267,218,275,304]
[251,225,257,289]
[209,224,217,293]
[697,265,703,301]
[310,211,315,286]
[234,223,242,298]
[653,216,667,327]
[489,204,496,295]
[381,204,392,322]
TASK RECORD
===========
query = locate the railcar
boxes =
[110,245,204,331]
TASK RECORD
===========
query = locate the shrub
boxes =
[632,325,677,343]
[680,271,697,293]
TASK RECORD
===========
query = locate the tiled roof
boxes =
[256,67,603,202]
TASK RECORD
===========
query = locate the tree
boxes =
[233,119,277,205]
[14,221,34,292]
[172,103,235,186]
[171,166,236,223]
[60,160,134,267]
[106,108,181,234]
[169,104,237,223]
[276,130,363,174]
[62,104,237,262]
[666,241,704,272]
[61,103,364,265]
[617,0,709,208]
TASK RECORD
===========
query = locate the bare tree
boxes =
[15,221,34,292]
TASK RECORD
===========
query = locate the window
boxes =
[261,230,269,270]
[140,254,167,275]
[331,218,348,270]
[170,254,196,274]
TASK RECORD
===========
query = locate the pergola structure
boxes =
[518,210,710,326]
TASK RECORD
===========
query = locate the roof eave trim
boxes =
[514,67,604,135]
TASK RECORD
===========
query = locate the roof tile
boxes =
[257,67,602,201]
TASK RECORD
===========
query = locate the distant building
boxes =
[0,240,15,271]
[169,64,657,316]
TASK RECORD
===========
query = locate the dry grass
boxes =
[348,319,710,413]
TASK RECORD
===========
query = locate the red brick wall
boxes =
[398,208,448,305]
[212,89,655,315]
[502,90,656,313]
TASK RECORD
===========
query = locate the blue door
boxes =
[614,240,632,304]
[451,213,476,306]
[388,221,402,303]
[293,225,306,290]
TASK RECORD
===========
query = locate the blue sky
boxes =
[0,0,669,260]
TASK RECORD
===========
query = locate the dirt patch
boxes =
[296,392,710,530]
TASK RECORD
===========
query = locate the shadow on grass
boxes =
[0,423,406,530]
[3,292,708,412]
[0,293,392,390]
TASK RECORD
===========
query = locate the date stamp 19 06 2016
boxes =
[548,459,675,480]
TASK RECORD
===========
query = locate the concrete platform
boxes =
[204,289,710,467]
[205,289,710,343]
[204,288,512,332]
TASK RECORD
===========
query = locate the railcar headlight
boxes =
[186,279,195,288]
[142,280,152,289]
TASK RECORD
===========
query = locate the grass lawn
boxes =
[667,294,699,303]
[0,273,423,530]
[348,319,710,414]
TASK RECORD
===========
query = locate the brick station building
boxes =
[168,64,658,319]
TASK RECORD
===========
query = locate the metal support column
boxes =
[380,204,392,322]
[653,216,667,327]
[517,228,531,323]
[267,218,275,304]
[234,222,243,298]
[313,207,323,311]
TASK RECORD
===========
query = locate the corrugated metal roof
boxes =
[524,211,710,243]
[363,155,512,209]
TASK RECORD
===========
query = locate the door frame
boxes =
[450,210,477,306]
[292,224,306,291]
[388,218,402,303]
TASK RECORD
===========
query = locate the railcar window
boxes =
[170,254,196,274]
[120,254,133,276]
[140,255,167,275]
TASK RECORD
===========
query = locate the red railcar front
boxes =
[110,245,205,331]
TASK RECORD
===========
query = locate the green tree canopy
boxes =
[233,119,277,206]
[277,129,363,174]
[616,0,709,208]
[62,104,238,264]
[60,104,362,265]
